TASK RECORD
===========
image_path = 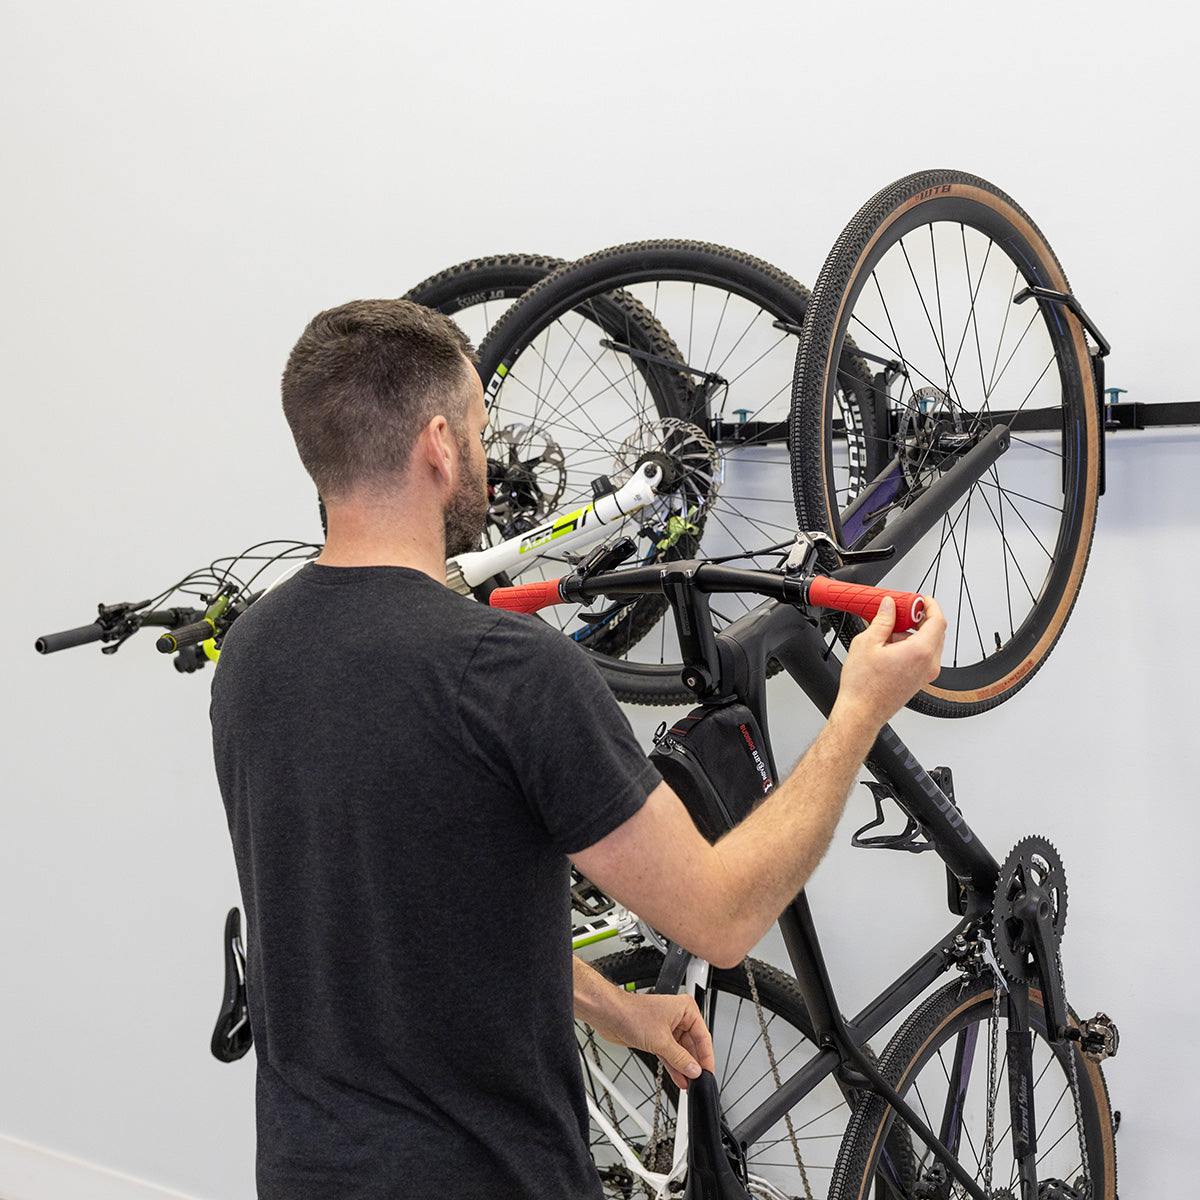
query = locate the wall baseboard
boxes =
[0,1135,203,1200]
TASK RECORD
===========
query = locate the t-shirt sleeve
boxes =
[457,614,662,854]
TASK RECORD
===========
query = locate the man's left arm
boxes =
[572,956,714,1090]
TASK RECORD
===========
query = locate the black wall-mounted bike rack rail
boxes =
[1102,398,1200,430]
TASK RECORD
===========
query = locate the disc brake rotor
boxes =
[485,423,567,536]
[612,418,722,529]
[896,386,967,491]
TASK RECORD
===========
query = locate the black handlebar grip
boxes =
[156,619,215,654]
[35,623,108,654]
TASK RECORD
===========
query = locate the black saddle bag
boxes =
[650,701,775,843]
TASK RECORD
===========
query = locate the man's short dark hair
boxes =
[282,299,478,500]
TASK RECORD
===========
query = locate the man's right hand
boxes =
[834,594,946,731]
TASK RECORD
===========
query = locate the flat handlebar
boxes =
[35,606,206,655]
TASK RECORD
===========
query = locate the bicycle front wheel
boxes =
[791,170,1100,716]
[478,241,879,705]
[828,974,1117,1200]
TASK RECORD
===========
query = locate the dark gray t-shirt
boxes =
[211,564,660,1199]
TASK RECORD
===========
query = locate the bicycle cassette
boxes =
[991,835,1068,984]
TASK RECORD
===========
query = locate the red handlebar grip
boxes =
[488,579,566,615]
[807,577,926,632]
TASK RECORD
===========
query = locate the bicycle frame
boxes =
[574,425,1046,1200]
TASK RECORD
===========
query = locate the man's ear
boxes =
[419,414,455,483]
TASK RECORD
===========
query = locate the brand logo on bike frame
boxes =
[739,723,774,794]
[517,503,595,554]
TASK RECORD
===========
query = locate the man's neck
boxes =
[317,491,448,585]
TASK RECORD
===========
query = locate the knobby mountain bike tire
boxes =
[402,253,565,349]
[828,974,1117,1200]
[791,170,1100,717]
[476,241,880,706]
[585,947,908,1200]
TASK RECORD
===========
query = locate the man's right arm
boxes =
[570,596,946,969]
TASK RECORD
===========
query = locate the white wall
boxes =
[3,2,1196,1196]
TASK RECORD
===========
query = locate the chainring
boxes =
[991,835,1069,984]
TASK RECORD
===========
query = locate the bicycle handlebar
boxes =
[806,576,925,630]
[34,606,207,655]
[488,564,926,632]
[488,579,567,615]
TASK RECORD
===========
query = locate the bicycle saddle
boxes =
[210,906,253,1063]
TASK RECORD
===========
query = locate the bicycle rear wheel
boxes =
[585,948,854,1200]
[791,170,1100,716]
[828,974,1117,1200]
[478,241,880,705]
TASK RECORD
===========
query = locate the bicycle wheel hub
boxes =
[613,417,722,520]
[896,386,979,488]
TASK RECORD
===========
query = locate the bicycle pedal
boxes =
[1079,1012,1119,1062]
[570,872,614,918]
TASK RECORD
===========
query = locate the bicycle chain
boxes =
[980,958,1092,1200]
[983,977,1001,1198]
[583,1027,625,1141]
[744,959,814,1200]
[1056,945,1092,1199]
[648,1058,667,1194]
[584,1020,677,1199]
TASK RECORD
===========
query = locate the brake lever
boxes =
[784,530,896,577]
[93,600,149,655]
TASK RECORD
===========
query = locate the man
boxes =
[211,299,945,1199]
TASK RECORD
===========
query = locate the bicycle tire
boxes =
[828,974,1117,1200]
[791,170,1100,717]
[477,241,880,705]
[585,947,903,1200]
[402,253,565,348]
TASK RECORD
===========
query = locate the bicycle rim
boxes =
[792,171,1099,717]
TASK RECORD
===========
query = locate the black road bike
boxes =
[493,420,1117,1200]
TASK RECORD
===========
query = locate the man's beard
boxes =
[444,439,489,558]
